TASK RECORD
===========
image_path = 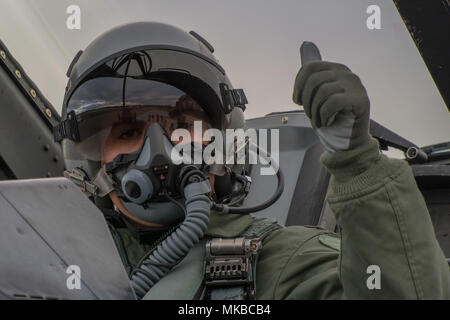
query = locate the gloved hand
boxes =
[293,61,371,153]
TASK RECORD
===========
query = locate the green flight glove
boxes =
[293,61,371,153]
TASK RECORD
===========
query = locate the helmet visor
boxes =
[68,77,211,162]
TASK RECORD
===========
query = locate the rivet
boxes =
[45,108,52,118]
[0,51,5,60]
[30,89,36,98]
[15,70,21,79]
[281,116,289,124]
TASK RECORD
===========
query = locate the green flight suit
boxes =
[111,138,450,299]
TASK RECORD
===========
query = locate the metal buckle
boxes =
[53,111,80,142]
[204,237,262,298]
[230,89,248,108]
[64,168,98,196]
[219,84,248,113]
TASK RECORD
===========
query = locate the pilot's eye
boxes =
[120,128,140,140]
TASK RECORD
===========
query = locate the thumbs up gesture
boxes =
[293,42,371,153]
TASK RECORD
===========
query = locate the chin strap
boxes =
[64,166,115,198]
[91,166,116,196]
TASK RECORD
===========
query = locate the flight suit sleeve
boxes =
[321,137,450,299]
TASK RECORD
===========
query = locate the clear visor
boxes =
[68,77,212,162]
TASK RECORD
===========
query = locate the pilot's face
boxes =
[100,115,214,228]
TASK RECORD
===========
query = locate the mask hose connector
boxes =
[212,144,284,215]
[130,166,211,299]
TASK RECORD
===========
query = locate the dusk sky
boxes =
[0,0,448,148]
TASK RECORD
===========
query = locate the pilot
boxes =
[55,22,449,299]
